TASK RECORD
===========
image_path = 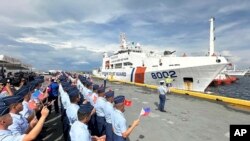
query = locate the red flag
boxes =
[124,99,132,107]
[38,93,46,101]
[28,100,37,110]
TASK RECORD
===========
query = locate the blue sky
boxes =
[0,0,249,71]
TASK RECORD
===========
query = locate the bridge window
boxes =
[123,62,133,66]
[115,63,122,69]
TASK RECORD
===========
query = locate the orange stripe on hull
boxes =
[134,67,146,83]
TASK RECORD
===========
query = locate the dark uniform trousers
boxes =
[48,95,59,113]
[88,113,98,136]
[105,122,113,141]
[63,113,71,141]
[104,80,107,90]
[96,116,106,136]
[113,133,126,141]
[159,94,166,111]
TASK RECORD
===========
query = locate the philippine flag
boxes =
[139,107,151,116]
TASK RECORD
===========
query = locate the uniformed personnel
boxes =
[66,88,80,125]
[158,80,168,112]
[95,87,107,136]
[3,95,36,135]
[111,95,140,141]
[0,99,49,141]
[70,103,104,141]
[104,90,115,141]
[18,86,35,122]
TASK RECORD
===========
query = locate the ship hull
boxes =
[93,63,226,92]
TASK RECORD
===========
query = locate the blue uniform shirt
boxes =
[0,130,25,141]
[70,121,91,141]
[89,92,98,106]
[158,85,167,95]
[20,101,34,119]
[66,103,80,125]
[111,109,127,136]
[95,97,106,117]
[104,101,114,124]
[49,82,59,97]
[8,113,29,135]
[85,89,92,102]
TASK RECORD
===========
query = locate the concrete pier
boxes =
[97,79,249,141]
[43,78,250,141]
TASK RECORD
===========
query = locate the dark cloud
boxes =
[0,0,249,70]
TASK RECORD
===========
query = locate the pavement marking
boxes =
[142,101,148,104]
[161,118,167,121]
[224,132,230,138]
[181,118,188,121]
[132,97,139,100]
[167,121,174,125]
[149,112,160,118]
[115,89,119,91]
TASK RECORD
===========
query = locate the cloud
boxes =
[218,2,250,14]
[73,61,89,65]
[0,0,250,71]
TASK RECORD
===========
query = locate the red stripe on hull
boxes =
[134,67,146,83]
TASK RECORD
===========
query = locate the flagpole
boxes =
[138,108,142,119]
[138,114,141,119]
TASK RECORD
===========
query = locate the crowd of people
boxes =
[0,73,50,141]
[0,72,140,141]
[60,72,140,141]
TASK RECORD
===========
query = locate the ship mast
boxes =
[209,17,215,56]
[120,33,127,49]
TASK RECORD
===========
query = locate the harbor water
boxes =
[207,76,250,100]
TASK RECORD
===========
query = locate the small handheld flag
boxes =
[38,94,45,100]
[28,100,37,110]
[124,99,132,107]
[47,87,51,93]
[139,107,151,118]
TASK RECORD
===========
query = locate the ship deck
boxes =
[43,78,250,141]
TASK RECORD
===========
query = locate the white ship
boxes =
[93,18,229,92]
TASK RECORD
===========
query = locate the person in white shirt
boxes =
[157,80,169,112]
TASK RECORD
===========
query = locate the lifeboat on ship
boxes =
[210,73,237,86]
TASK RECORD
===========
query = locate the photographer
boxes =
[0,78,13,97]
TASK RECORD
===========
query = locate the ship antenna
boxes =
[209,17,215,56]
[120,33,127,49]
